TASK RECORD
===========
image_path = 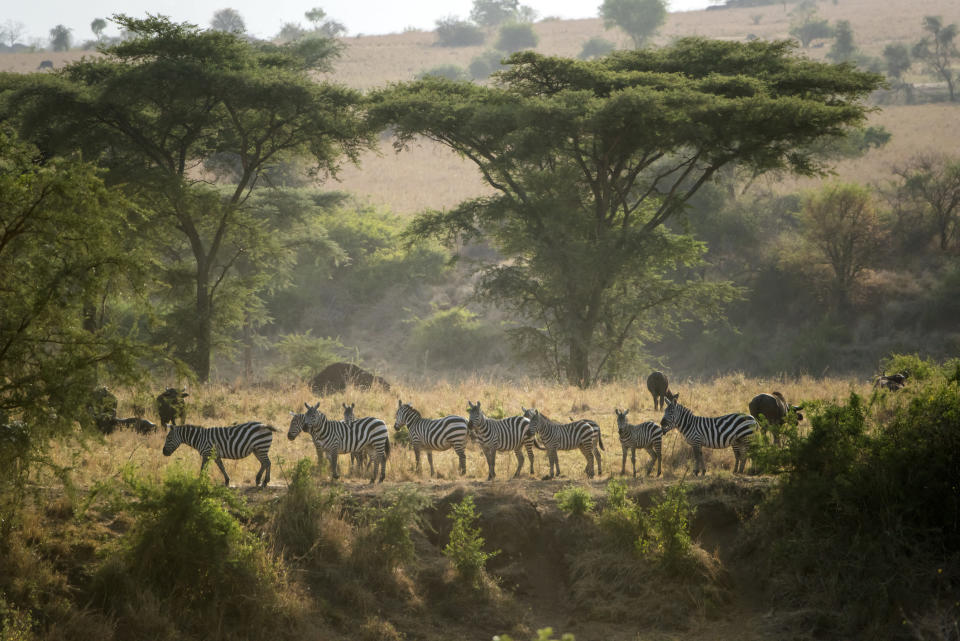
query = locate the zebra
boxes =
[288,403,389,483]
[342,402,384,475]
[614,408,667,477]
[466,401,541,480]
[522,407,604,479]
[393,399,468,476]
[659,392,756,475]
[162,421,278,488]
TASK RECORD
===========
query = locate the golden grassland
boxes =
[54,374,870,492]
[2,0,959,214]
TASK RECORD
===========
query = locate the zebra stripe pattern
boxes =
[466,401,539,480]
[288,402,390,483]
[659,392,756,475]
[522,407,604,479]
[614,408,665,477]
[162,421,277,487]
[393,399,468,476]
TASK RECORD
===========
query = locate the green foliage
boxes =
[373,39,881,385]
[749,408,806,474]
[599,0,667,48]
[469,49,506,79]
[827,19,856,62]
[270,331,350,382]
[595,479,646,548]
[883,43,912,79]
[495,629,575,641]
[578,36,615,60]
[636,483,694,566]
[912,16,958,101]
[92,467,285,638]
[353,486,431,576]
[435,17,486,47]
[471,0,522,28]
[417,64,470,81]
[48,24,71,51]
[495,22,538,54]
[789,11,834,48]
[555,485,595,517]
[405,306,508,371]
[879,352,938,381]
[442,494,499,586]
[269,458,344,558]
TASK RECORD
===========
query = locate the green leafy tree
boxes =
[789,10,834,48]
[798,183,888,313]
[827,19,856,62]
[599,0,667,49]
[435,16,486,47]
[495,22,538,53]
[276,22,307,43]
[2,15,372,381]
[371,39,882,385]
[893,153,960,251]
[912,15,958,101]
[442,494,499,586]
[469,49,506,79]
[578,36,615,60]
[305,7,346,38]
[471,0,520,28]
[90,18,107,41]
[48,24,72,51]
[210,8,245,34]
[883,43,911,79]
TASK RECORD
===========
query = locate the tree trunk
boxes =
[194,272,212,383]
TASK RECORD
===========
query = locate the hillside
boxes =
[4,0,958,215]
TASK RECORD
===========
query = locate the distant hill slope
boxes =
[3,0,958,214]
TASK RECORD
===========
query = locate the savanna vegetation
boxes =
[1,0,959,639]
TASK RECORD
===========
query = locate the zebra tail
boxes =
[260,423,279,433]
[597,431,605,451]
[384,439,391,459]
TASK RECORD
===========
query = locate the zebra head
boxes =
[342,403,356,423]
[162,424,181,456]
[614,408,630,436]
[394,399,417,431]
[288,402,320,440]
[659,392,682,430]
[466,401,483,428]
[521,407,541,435]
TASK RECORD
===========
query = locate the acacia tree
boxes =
[49,24,72,51]
[371,39,882,385]
[4,15,371,381]
[913,16,958,102]
[210,8,246,34]
[599,0,667,49]
[799,183,888,313]
[893,154,960,251]
[90,18,107,42]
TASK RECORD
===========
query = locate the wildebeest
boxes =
[156,387,188,426]
[873,370,910,391]
[748,392,803,446]
[116,416,159,434]
[646,371,672,410]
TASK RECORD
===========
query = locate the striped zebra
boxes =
[288,403,389,483]
[614,408,666,477]
[393,399,468,476]
[659,392,756,475]
[162,421,277,488]
[522,408,604,479]
[342,402,386,475]
[466,401,541,480]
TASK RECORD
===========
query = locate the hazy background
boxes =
[6,0,714,43]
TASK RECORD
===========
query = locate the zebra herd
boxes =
[160,376,789,487]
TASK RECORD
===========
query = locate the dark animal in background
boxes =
[646,371,671,410]
[311,362,390,394]
[748,392,803,446]
[874,370,910,391]
[37,60,53,70]
[116,417,158,434]
[88,386,119,434]
[156,388,188,426]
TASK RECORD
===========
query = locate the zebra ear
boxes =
[304,402,310,411]
[398,398,403,408]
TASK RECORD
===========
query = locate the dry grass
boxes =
[49,374,868,492]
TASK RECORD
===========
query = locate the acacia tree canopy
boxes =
[2,14,372,381]
[370,38,883,385]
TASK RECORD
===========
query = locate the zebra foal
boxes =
[288,402,390,483]
[393,400,468,476]
[466,401,540,480]
[162,421,278,488]
[522,408,604,479]
[659,392,756,475]
[614,408,666,477]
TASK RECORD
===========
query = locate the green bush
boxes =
[495,22,538,53]
[353,486,431,576]
[442,494,499,586]
[269,458,344,559]
[637,483,694,567]
[578,36,615,59]
[748,405,808,474]
[495,629,575,641]
[595,479,646,549]
[554,485,594,517]
[435,17,486,47]
[879,352,938,381]
[269,331,349,382]
[469,49,506,79]
[417,64,470,82]
[92,467,287,638]
[405,306,509,370]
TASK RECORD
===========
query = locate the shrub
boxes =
[352,486,431,576]
[495,22,538,53]
[435,17,485,47]
[442,494,499,586]
[595,479,646,549]
[879,352,938,381]
[416,64,470,82]
[405,306,509,371]
[269,331,349,382]
[495,629,575,641]
[578,36,615,60]
[469,49,506,79]
[554,485,594,517]
[269,458,344,559]
[637,483,694,567]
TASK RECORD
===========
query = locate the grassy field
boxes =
[67,374,867,490]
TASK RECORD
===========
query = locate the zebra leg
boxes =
[255,452,271,487]
[644,447,655,476]
[328,451,339,480]
[456,445,466,476]
[552,449,561,478]
[581,445,594,479]
[692,445,704,476]
[526,443,535,475]
[621,448,628,476]
[595,445,603,477]
[485,448,497,481]
[414,446,423,475]
[213,456,230,487]
[634,448,641,478]
[513,449,524,478]
[426,451,435,476]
